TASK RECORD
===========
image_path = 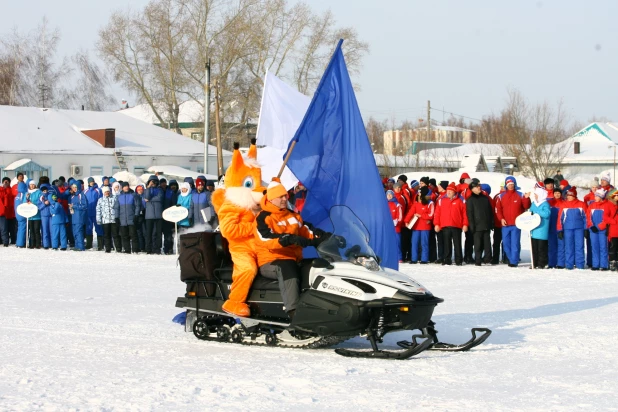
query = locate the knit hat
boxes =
[87,177,95,184]
[471,178,480,185]
[469,181,479,190]
[505,177,516,186]
[102,186,110,194]
[535,181,544,189]
[543,177,554,185]
[206,180,215,187]
[460,172,470,180]
[409,180,419,189]
[266,178,288,200]
[590,180,599,188]
[566,187,577,197]
[446,182,457,192]
[560,179,569,187]
[196,178,206,187]
[428,178,436,187]
[439,180,449,190]
[601,172,611,184]
[387,178,395,184]
[480,183,491,196]
[386,190,395,198]
[121,181,130,188]
[398,175,408,183]
[420,176,429,185]
[595,188,607,199]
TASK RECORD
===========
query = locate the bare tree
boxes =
[70,50,115,111]
[483,88,573,181]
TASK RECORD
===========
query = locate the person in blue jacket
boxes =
[189,177,213,230]
[113,182,140,254]
[26,179,42,248]
[530,183,551,269]
[134,184,146,252]
[13,182,28,247]
[69,181,88,251]
[162,179,179,254]
[143,175,164,254]
[83,177,103,250]
[49,193,68,250]
[37,184,53,249]
[176,182,192,230]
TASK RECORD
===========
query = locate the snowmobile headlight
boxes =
[355,256,380,271]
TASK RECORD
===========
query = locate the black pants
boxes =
[428,228,437,262]
[102,223,113,252]
[442,227,463,265]
[260,259,301,313]
[473,230,492,264]
[531,238,548,268]
[492,228,502,264]
[135,217,145,252]
[609,238,618,262]
[145,219,162,254]
[28,220,42,248]
[401,227,412,261]
[162,221,174,254]
[436,230,444,260]
[119,224,138,254]
[112,221,121,251]
[7,218,17,245]
[464,230,474,262]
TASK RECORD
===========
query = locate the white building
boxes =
[0,105,231,182]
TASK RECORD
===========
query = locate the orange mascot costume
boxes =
[212,139,265,317]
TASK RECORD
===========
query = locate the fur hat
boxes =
[446,182,457,192]
[266,179,288,200]
[595,188,607,199]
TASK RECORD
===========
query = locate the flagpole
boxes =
[277,140,297,178]
[255,71,268,146]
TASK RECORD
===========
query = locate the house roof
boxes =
[0,105,230,157]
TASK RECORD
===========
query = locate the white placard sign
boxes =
[162,206,189,223]
[515,211,541,231]
[406,215,419,230]
[17,203,39,219]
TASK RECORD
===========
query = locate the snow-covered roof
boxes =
[118,100,206,125]
[0,105,231,157]
[561,122,618,162]
[4,158,33,170]
[414,125,474,133]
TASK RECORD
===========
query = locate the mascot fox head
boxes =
[212,138,266,211]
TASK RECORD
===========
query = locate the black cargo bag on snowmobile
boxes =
[178,231,230,297]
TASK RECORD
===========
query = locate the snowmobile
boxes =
[175,206,491,360]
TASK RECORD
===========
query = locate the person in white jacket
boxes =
[96,187,119,253]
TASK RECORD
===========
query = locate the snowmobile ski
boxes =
[397,327,492,352]
[335,333,434,360]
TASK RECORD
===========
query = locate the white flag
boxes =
[256,71,311,150]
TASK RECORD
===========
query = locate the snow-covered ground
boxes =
[1,247,618,411]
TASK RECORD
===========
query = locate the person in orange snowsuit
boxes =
[211,139,265,318]
[254,179,326,319]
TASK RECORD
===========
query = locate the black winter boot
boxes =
[97,236,104,251]
[85,235,93,250]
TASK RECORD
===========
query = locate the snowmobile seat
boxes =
[213,260,314,291]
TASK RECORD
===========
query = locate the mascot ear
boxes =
[263,189,267,195]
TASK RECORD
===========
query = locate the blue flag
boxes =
[286,40,399,269]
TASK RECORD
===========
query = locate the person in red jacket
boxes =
[386,190,404,262]
[2,177,16,246]
[495,176,531,267]
[456,173,471,196]
[293,182,307,213]
[587,188,613,271]
[0,178,10,246]
[607,192,618,271]
[434,183,468,266]
[405,186,434,264]
[544,178,557,207]
[396,176,413,262]
[11,172,25,197]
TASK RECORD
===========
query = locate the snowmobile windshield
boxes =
[316,206,378,266]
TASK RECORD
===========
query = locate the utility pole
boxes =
[427,100,431,141]
[214,79,224,177]
[203,59,211,176]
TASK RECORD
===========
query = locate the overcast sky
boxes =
[1,0,616,126]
